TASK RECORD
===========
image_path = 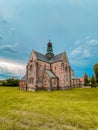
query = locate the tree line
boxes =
[0,78,20,87]
[84,63,98,87]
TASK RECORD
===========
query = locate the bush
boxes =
[1,78,20,86]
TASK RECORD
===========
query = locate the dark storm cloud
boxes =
[0,44,17,53]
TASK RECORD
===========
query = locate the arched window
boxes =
[44,65,46,69]
[66,78,68,82]
[32,78,34,84]
[54,79,57,85]
[65,66,67,71]
[30,65,33,71]
[61,63,64,70]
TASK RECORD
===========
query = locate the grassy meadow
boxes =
[0,87,98,130]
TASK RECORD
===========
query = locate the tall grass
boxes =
[0,87,98,130]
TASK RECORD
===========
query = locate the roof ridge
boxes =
[54,51,65,57]
[50,51,69,63]
[33,50,50,62]
[34,50,45,56]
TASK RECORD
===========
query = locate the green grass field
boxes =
[0,87,98,130]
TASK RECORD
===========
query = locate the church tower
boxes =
[46,40,54,60]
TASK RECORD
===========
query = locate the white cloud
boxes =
[0,60,25,79]
[69,36,98,66]
[74,40,80,46]
[70,46,91,60]
[89,39,98,45]
[0,5,14,22]
[83,49,91,58]
[71,36,98,58]
[70,46,82,57]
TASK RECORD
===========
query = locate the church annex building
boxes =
[19,41,80,91]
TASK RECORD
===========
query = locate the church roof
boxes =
[50,52,69,63]
[34,51,49,62]
[45,70,57,78]
[34,51,69,63]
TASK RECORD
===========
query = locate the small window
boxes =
[65,66,67,71]
[30,65,33,71]
[66,78,68,82]
[32,78,34,84]
[44,80,47,83]
[54,79,56,85]
[44,65,46,69]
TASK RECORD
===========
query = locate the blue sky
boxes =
[0,0,98,79]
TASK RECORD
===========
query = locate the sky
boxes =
[0,0,98,79]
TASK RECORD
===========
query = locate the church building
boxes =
[19,40,80,91]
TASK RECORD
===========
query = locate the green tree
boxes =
[91,75,96,87]
[94,63,98,83]
[84,73,89,86]
[2,78,20,86]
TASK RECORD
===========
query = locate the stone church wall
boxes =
[36,60,50,89]
[51,78,58,89]
[43,71,51,89]
[26,60,37,91]
[51,61,71,89]
[19,80,26,90]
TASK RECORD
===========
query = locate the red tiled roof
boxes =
[79,77,84,82]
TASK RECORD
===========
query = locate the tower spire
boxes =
[46,40,54,60]
[47,40,53,53]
